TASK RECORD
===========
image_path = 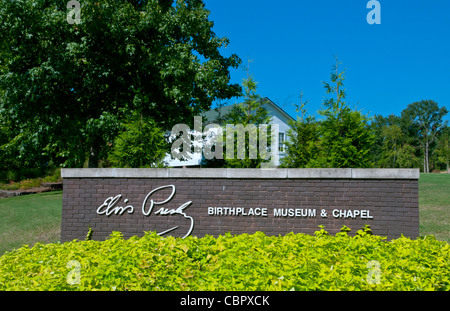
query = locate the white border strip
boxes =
[61,168,420,179]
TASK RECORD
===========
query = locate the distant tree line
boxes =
[369,100,449,173]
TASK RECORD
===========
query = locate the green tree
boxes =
[401,100,448,173]
[280,93,320,168]
[369,114,400,166]
[313,60,375,168]
[0,90,55,175]
[396,143,421,169]
[379,124,402,168]
[0,0,241,168]
[221,76,272,168]
[435,126,450,173]
[108,112,168,168]
[369,113,423,168]
[378,124,419,168]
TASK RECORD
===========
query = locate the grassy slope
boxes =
[0,191,62,255]
[0,173,448,255]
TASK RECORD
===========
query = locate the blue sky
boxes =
[203,0,450,122]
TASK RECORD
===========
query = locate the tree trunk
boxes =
[88,145,100,168]
[426,138,429,173]
[393,146,397,168]
[423,150,426,173]
[447,152,449,174]
[447,139,449,173]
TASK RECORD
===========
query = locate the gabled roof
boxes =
[202,97,295,124]
[261,97,296,122]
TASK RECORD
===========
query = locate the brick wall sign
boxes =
[60,168,420,242]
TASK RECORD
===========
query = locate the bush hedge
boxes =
[0,227,449,291]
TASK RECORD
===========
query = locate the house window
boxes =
[279,132,285,152]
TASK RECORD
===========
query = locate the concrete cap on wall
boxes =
[61,168,420,179]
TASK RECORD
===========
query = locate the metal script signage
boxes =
[96,185,194,238]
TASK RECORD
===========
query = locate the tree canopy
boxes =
[401,100,448,173]
[281,60,375,169]
[0,0,241,168]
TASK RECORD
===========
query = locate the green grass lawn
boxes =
[0,173,449,255]
[0,191,62,255]
[419,173,450,243]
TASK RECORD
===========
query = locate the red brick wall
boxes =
[61,176,419,241]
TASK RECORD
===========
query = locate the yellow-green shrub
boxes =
[0,228,449,291]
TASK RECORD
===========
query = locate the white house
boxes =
[164,97,294,167]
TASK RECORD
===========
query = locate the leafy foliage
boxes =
[0,0,241,168]
[280,93,320,168]
[202,75,273,168]
[282,60,449,171]
[401,100,448,173]
[108,112,168,168]
[1,229,449,291]
[435,126,450,172]
[314,61,375,168]
[222,77,272,168]
[282,60,375,168]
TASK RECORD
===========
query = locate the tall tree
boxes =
[0,0,241,168]
[401,100,448,173]
[220,75,272,168]
[435,126,450,173]
[369,114,400,164]
[313,59,375,168]
[108,112,168,168]
[379,124,403,167]
[280,92,320,168]
[378,124,419,168]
